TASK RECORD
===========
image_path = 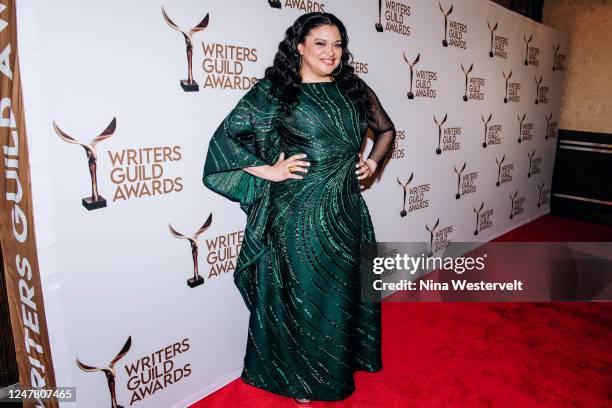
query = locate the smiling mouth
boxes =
[320,58,336,66]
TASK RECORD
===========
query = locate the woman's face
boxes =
[297,24,343,81]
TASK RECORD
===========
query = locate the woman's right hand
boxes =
[267,152,310,182]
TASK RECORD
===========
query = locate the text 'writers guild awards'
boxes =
[53,117,117,210]
[169,213,213,288]
[162,7,209,92]
[76,336,132,408]
[397,172,414,217]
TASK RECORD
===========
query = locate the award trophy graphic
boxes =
[53,117,117,210]
[509,190,518,219]
[375,0,384,32]
[76,336,131,408]
[527,149,535,177]
[503,70,512,103]
[523,34,533,66]
[537,182,545,208]
[397,173,414,217]
[439,2,453,47]
[169,213,213,288]
[162,7,210,92]
[434,113,447,155]
[552,44,560,71]
[481,113,492,148]
[534,75,543,104]
[403,52,420,99]
[517,113,526,143]
[426,218,440,257]
[473,202,484,235]
[268,0,282,8]
[545,113,552,140]
[454,162,466,200]
[461,63,473,102]
[487,21,498,58]
[495,155,505,187]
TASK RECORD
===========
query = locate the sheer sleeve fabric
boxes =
[364,85,396,167]
[202,79,280,211]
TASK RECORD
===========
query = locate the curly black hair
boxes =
[262,12,371,117]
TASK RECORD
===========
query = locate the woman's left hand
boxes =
[355,153,377,180]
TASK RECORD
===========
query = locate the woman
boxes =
[202,12,396,404]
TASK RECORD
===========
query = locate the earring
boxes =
[332,60,343,76]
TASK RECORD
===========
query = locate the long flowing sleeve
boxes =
[365,85,396,167]
[202,79,281,310]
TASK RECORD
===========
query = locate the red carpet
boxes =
[191,215,612,407]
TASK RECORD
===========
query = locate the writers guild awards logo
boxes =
[487,21,497,57]
[434,114,447,155]
[403,52,420,99]
[534,75,542,104]
[169,213,213,288]
[524,33,540,66]
[453,162,465,199]
[503,70,520,103]
[537,182,550,207]
[517,113,526,143]
[268,0,281,8]
[527,150,535,177]
[495,155,505,186]
[397,172,414,217]
[375,0,411,35]
[460,63,476,102]
[528,150,541,178]
[76,336,132,408]
[439,2,453,47]
[53,117,117,210]
[552,44,565,71]
[523,33,532,65]
[503,70,511,103]
[481,113,492,148]
[508,191,525,219]
[509,191,518,219]
[162,7,210,92]
[545,113,552,139]
[375,0,383,32]
[426,218,439,257]
[473,202,484,235]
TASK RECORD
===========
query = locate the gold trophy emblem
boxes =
[76,336,131,408]
[169,213,213,288]
[496,155,505,187]
[426,218,440,257]
[439,2,453,47]
[53,117,116,210]
[460,62,473,102]
[397,173,414,217]
[162,7,210,92]
[454,161,466,199]
[503,70,512,103]
[433,113,447,155]
[473,202,484,235]
[481,113,492,148]
[487,21,498,58]
[375,0,384,32]
[403,52,420,100]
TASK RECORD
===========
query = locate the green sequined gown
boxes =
[203,78,395,401]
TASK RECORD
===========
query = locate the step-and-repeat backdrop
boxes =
[2,0,567,406]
